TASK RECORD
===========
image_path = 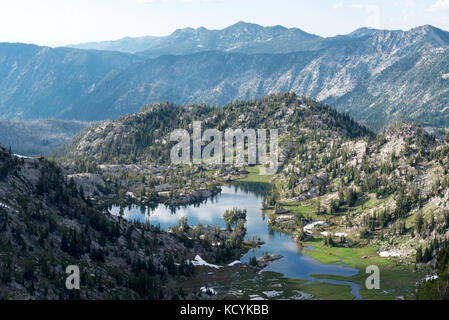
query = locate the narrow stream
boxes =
[108,182,362,299]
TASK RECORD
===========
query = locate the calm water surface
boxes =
[108,182,362,299]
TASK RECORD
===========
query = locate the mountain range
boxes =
[1,22,449,132]
[68,21,322,56]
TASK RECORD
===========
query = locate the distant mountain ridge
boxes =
[0,119,90,156]
[63,24,449,130]
[68,21,322,56]
[66,22,418,58]
[0,43,143,119]
[1,22,449,131]
[68,35,161,54]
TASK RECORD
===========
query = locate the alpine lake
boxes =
[107,180,421,300]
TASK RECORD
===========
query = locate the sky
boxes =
[1,0,449,47]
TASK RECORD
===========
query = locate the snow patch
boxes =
[335,232,348,237]
[0,202,18,213]
[379,251,401,257]
[321,231,348,237]
[13,154,31,159]
[425,275,438,282]
[190,255,221,269]
[304,221,325,230]
[227,260,241,266]
[200,286,216,295]
[249,295,266,300]
[304,221,325,234]
[263,291,281,298]
[0,202,11,210]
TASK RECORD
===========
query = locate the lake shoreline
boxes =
[105,182,376,300]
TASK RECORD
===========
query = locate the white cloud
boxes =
[395,0,416,24]
[349,4,381,29]
[332,3,344,9]
[332,3,381,29]
[428,0,449,12]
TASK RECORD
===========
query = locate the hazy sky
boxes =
[1,0,449,47]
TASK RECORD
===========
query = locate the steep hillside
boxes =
[0,120,89,156]
[0,144,244,299]
[271,120,449,267]
[60,93,372,165]
[0,43,142,120]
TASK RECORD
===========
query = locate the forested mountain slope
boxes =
[0,144,235,299]
[0,43,142,120]
[59,93,371,165]
[0,119,89,156]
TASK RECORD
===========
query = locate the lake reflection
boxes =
[108,181,362,299]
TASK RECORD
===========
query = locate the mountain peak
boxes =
[414,24,439,32]
[406,24,449,46]
[172,26,195,34]
[225,21,263,31]
[408,24,441,36]
[231,20,258,27]
[348,27,382,38]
